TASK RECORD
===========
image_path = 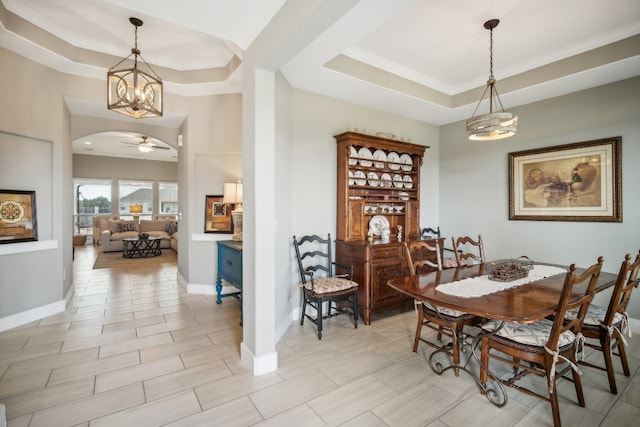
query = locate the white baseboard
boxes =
[0,300,65,332]
[240,342,278,376]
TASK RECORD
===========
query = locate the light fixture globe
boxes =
[466,19,517,141]
[107,17,163,119]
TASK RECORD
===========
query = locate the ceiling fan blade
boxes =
[149,145,170,150]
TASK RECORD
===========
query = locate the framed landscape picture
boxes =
[204,195,234,233]
[0,189,38,243]
[509,137,621,222]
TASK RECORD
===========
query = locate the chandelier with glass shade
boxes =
[466,19,517,141]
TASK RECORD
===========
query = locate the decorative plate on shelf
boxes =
[403,175,413,189]
[358,147,373,167]
[348,170,355,185]
[353,171,367,186]
[400,154,413,171]
[398,191,410,201]
[349,146,358,165]
[373,149,387,168]
[393,174,404,188]
[380,173,392,188]
[367,171,379,186]
[368,215,390,236]
[387,151,401,170]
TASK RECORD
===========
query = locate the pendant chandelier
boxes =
[107,17,163,119]
[466,19,517,141]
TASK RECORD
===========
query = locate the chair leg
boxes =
[437,326,444,341]
[548,373,562,427]
[452,327,461,377]
[316,300,323,340]
[352,292,358,329]
[617,333,631,377]
[601,333,618,394]
[412,305,424,352]
[572,359,586,407]
[300,296,307,326]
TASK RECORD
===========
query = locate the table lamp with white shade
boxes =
[223,181,243,241]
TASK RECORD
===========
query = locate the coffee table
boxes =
[122,236,162,258]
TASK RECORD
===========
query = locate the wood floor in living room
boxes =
[0,244,639,426]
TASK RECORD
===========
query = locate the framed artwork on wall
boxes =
[509,137,621,222]
[0,189,38,243]
[204,195,234,233]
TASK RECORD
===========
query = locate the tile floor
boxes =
[1,245,639,426]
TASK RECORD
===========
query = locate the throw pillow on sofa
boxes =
[166,221,178,235]
[117,222,137,232]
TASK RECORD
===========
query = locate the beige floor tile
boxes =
[307,375,398,427]
[2,347,99,379]
[195,371,284,410]
[100,314,165,334]
[94,354,184,393]
[90,389,201,427]
[0,342,62,365]
[61,329,136,353]
[600,400,640,427]
[250,371,338,419]
[138,334,212,363]
[0,370,51,399]
[321,352,391,386]
[252,404,326,427]
[143,360,231,401]
[29,382,145,427]
[3,377,95,418]
[68,312,133,329]
[48,350,140,386]
[339,411,388,427]
[24,325,103,347]
[165,396,263,427]
[98,331,174,358]
[0,323,70,342]
[372,382,459,427]
[135,316,198,337]
[179,342,239,368]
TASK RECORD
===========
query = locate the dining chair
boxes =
[293,234,358,340]
[452,234,485,267]
[404,240,482,375]
[565,250,640,393]
[480,256,604,427]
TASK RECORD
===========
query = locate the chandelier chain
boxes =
[488,26,494,81]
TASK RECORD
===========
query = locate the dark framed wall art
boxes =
[509,137,621,222]
[0,189,38,243]
[204,195,234,233]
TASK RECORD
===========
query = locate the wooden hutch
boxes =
[334,131,441,324]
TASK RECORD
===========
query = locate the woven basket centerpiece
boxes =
[486,256,533,282]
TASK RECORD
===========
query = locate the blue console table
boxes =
[216,240,242,323]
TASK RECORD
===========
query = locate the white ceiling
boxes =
[2,0,639,158]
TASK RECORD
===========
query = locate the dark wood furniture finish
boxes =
[334,131,429,324]
[336,238,443,325]
[576,251,640,394]
[480,258,604,427]
[404,240,483,373]
[387,264,617,323]
[387,262,617,420]
[216,240,243,322]
[293,234,358,339]
[122,236,162,258]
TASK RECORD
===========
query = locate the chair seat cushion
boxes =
[305,277,358,294]
[423,303,469,318]
[482,318,575,347]
[442,258,458,269]
[565,304,624,327]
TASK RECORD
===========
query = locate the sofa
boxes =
[100,218,178,253]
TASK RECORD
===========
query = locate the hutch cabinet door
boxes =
[347,200,366,241]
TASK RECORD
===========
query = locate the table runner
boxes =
[435,265,567,298]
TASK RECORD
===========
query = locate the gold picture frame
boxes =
[0,189,38,243]
[509,137,621,222]
[204,195,234,233]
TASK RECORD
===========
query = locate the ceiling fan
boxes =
[121,136,170,153]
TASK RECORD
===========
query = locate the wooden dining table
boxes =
[387,262,618,406]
